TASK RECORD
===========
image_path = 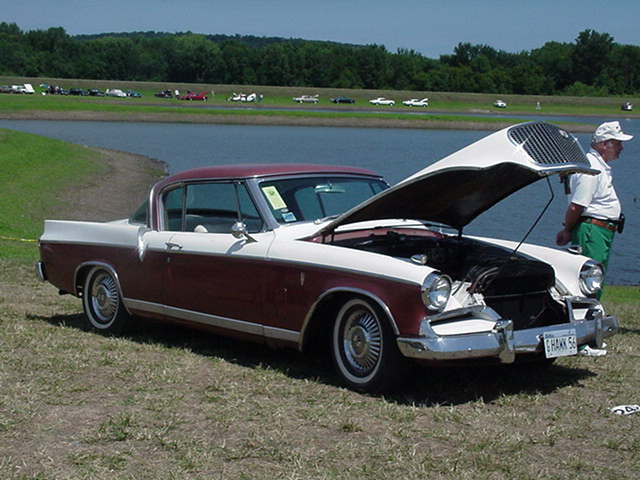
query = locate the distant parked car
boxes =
[155,90,173,98]
[621,102,633,111]
[126,90,142,98]
[293,94,319,104]
[11,84,34,94]
[179,91,208,101]
[227,92,257,102]
[403,98,429,107]
[0,85,12,94]
[68,88,87,96]
[369,97,395,106]
[88,89,105,97]
[493,99,507,108]
[106,89,127,98]
[331,96,355,104]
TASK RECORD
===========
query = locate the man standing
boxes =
[556,121,632,270]
[556,121,632,354]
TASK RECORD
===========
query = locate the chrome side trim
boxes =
[124,298,163,315]
[264,325,300,343]
[123,298,301,343]
[164,305,263,335]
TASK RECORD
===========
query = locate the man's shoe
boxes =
[579,345,607,357]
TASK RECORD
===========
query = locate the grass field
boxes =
[1,76,637,132]
[1,120,639,479]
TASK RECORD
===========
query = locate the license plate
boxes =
[543,329,577,358]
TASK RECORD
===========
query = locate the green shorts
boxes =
[571,221,615,274]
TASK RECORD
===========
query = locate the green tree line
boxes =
[1,23,638,96]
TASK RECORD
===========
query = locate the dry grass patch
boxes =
[1,261,639,479]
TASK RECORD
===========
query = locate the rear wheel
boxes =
[331,297,409,393]
[82,266,130,334]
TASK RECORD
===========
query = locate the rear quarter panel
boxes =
[39,220,145,296]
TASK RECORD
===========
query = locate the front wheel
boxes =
[82,266,130,334]
[331,297,409,392]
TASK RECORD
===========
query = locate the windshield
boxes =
[259,176,388,224]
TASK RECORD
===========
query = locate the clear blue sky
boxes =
[5,0,640,58]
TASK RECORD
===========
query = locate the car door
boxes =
[159,181,273,335]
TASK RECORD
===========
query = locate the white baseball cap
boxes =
[592,121,633,143]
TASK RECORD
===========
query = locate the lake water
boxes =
[1,117,638,286]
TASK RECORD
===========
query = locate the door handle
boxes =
[165,241,183,251]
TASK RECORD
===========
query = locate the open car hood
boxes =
[317,122,598,235]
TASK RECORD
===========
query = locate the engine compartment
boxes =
[331,228,565,330]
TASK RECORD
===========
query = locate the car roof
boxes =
[154,163,382,189]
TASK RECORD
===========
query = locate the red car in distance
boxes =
[179,91,208,101]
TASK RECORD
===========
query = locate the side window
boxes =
[129,199,149,226]
[163,182,263,233]
[162,186,184,231]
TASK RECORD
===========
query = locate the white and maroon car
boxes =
[37,122,618,392]
[369,97,395,106]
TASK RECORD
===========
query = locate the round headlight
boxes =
[579,260,604,296]
[421,273,452,312]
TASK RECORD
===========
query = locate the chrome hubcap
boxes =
[91,273,118,324]
[342,309,382,375]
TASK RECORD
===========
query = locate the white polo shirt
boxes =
[569,149,621,221]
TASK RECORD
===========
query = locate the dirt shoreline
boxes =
[55,147,167,222]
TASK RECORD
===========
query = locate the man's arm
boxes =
[556,202,585,246]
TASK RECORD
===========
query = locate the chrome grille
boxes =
[508,122,588,166]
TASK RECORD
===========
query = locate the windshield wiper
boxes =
[314,214,341,224]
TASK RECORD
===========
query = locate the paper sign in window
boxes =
[262,186,287,210]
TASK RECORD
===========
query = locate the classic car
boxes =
[126,90,142,98]
[227,92,257,102]
[106,89,127,98]
[403,98,429,107]
[68,88,88,96]
[369,97,395,106]
[154,90,173,98]
[179,91,208,101]
[88,89,105,97]
[493,99,507,108]
[293,94,319,103]
[37,122,618,393]
[10,83,35,94]
[331,96,355,104]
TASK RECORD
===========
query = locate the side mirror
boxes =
[231,221,256,243]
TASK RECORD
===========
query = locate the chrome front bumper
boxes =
[396,300,619,363]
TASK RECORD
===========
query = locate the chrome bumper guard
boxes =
[397,299,619,363]
[36,261,47,282]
